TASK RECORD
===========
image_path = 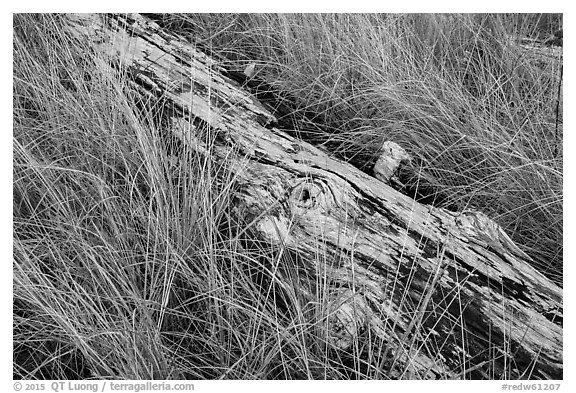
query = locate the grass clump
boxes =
[13,13,399,380]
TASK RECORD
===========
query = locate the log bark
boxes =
[65,14,563,379]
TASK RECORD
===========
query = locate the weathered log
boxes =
[65,14,563,379]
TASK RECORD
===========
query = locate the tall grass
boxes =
[13,13,562,380]
[159,13,562,282]
[13,13,412,380]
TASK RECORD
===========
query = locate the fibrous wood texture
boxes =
[65,14,562,379]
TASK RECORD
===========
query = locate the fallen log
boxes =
[65,13,562,379]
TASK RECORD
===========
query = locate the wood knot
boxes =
[289,179,325,209]
[326,289,369,350]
